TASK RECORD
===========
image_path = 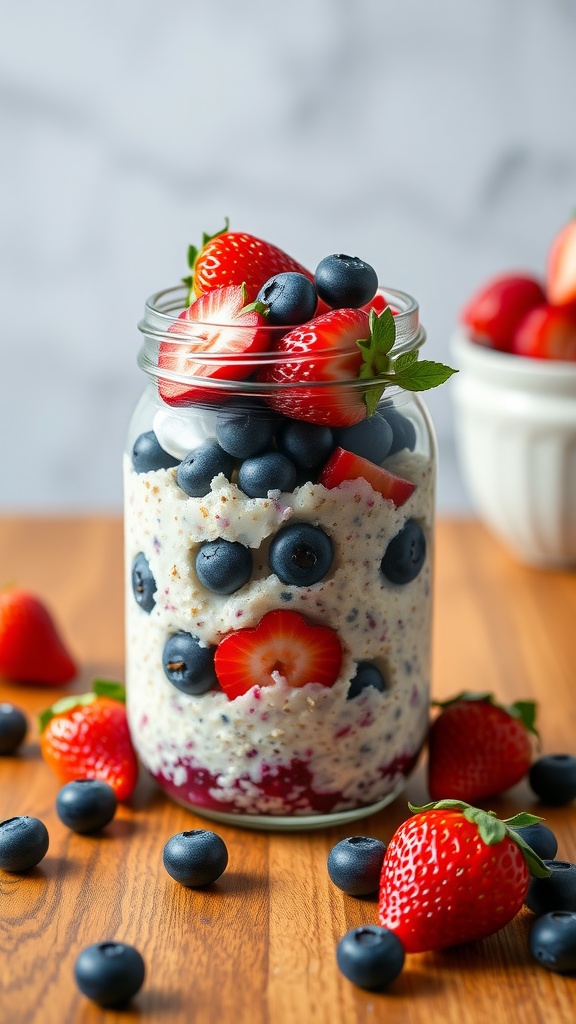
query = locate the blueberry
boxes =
[216,399,277,459]
[56,779,118,834]
[334,414,393,464]
[269,522,333,586]
[529,754,576,805]
[162,632,217,694]
[131,431,180,473]
[529,912,576,973]
[381,520,426,585]
[379,407,417,455]
[131,553,156,613]
[237,452,297,498]
[276,420,334,469]
[315,254,378,309]
[526,861,576,916]
[0,816,49,872]
[256,272,318,326]
[196,540,252,594]
[327,836,387,896]
[0,703,27,754]
[163,829,228,887]
[347,662,386,700]
[511,823,558,862]
[336,926,405,990]
[176,440,235,497]
[74,941,145,1007]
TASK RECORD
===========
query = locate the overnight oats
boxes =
[124,228,454,828]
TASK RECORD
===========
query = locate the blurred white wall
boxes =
[1,0,575,512]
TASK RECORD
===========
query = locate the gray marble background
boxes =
[1,0,575,512]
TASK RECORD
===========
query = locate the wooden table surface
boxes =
[1,516,576,1024]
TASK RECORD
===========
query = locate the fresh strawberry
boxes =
[546,218,576,306]
[318,447,416,507]
[158,284,269,405]
[460,273,546,352]
[378,799,550,952]
[427,692,537,803]
[511,303,576,361]
[39,680,138,800]
[0,588,76,686]
[214,609,342,701]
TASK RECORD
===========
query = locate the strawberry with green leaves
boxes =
[379,800,551,952]
[427,691,538,803]
[39,680,138,801]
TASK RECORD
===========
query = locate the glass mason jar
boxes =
[124,284,437,830]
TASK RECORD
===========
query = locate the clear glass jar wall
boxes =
[124,286,437,829]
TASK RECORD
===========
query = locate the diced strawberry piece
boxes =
[361,293,399,316]
[547,219,576,306]
[460,273,546,352]
[192,230,316,304]
[158,284,268,405]
[512,303,576,361]
[0,588,77,686]
[318,447,416,507]
[214,609,342,701]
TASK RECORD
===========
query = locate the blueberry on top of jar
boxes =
[314,254,378,309]
[269,522,333,586]
[177,441,235,497]
[334,414,393,464]
[276,420,335,470]
[256,272,318,326]
[215,399,278,459]
[131,431,180,473]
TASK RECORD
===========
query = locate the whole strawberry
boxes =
[0,587,77,685]
[39,681,138,801]
[427,692,537,803]
[379,800,550,952]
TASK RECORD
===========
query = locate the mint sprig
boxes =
[182,218,230,305]
[356,306,457,414]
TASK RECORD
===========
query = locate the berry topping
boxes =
[196,539,252,595]
[512,303,576,361]
[334,414,393,464]
[268,522,333,586]
[163,829,228,887]
[529,912,576,973]
[0,702,27,754]
[336,926,405,991]
[162,633,217,695]
[237,452,297,498]
[215,398,278,458]
[74,942,145,1008]
[380,519,426,584]
[315,254,378,309]
[460,273,546,352]
[347,661,386,700]
[276,419,335,469]
[511,823,558,862]
[546,218,576,307]
[0,587,77,686]
[379,406,417,455]
[526,861,576,917]
[528,754,576,805]
[56,779,118,834]
[214,609,342,700]
[319,447,416,507]
[131,553,156,613]
[327,835,387,896]
[176,441,235,497]
[0,815,49,872]
[256,272,317,325]
[131,430,180,473]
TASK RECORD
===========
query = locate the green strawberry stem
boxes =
[432,691,539,741]
[182,218,230,305]
[408,799,551,879]
[38,680,126,733]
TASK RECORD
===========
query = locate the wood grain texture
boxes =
[1,517,576,1024]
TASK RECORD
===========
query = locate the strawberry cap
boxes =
[432,690,539,742]
[38,679,126,734]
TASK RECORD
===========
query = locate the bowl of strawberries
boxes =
[452,217,576,567]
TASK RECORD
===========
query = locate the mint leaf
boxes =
[369,307,396,361]
[392,350,419,374]
[388,358,457,392]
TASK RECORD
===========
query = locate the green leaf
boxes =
[408,799,472,814]
[183,218,230,305]
[505,700,540,741]
[369,306,396,359]
[463,806,506,845]
[432,691,494,709]
[241,299,269,317]
[505,812,544,829]
[507,830,552,878]
[38,692,97,733]
[388,359,457,392]
[392,350,419,374]
[182,274,194,306]
[92,679,126,703]
[186,245,199,271]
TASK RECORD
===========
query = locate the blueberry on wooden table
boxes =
[0,815,49,872]
[511,822,558,862]
[328,836,387,896]
[336,926,405,990]
[56,779,118,834]
[529,912,576,973]
[526,861,576,916]
[74,942,145,1007]
[315,254,378,309]
[163,829,229,887]
[0,702,27,754]
[529,754,576,805]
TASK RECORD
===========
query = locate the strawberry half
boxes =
[427,692,537,803]
[0,587,77,686]
[318,447,416,507]
[39,680,138,801]
[214,609,342,701]
[547,218,576,306]
[511,303,576,361]
[460,273,546,352]
[158,284,268,405]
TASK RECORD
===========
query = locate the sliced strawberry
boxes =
[460,273,546,352]
[318,447,416,507]
[158,284,269,405]
[512,303,576,361]
[0,587,77,686]
[214,609,342,701]
[547,219,576,306]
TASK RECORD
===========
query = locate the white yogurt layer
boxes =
[123,448,434,815]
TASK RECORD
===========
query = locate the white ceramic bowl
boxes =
[451,329,576,567]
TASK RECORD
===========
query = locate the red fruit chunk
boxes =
[214,609,342,701]
[158,284,268,405]
[427,694,535,803]
[461,273,546,352]
[547,219,576,306]
[512,303,576,361]
[319,447,416,507]
[0,588,77,686]
[193,230,315,304]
